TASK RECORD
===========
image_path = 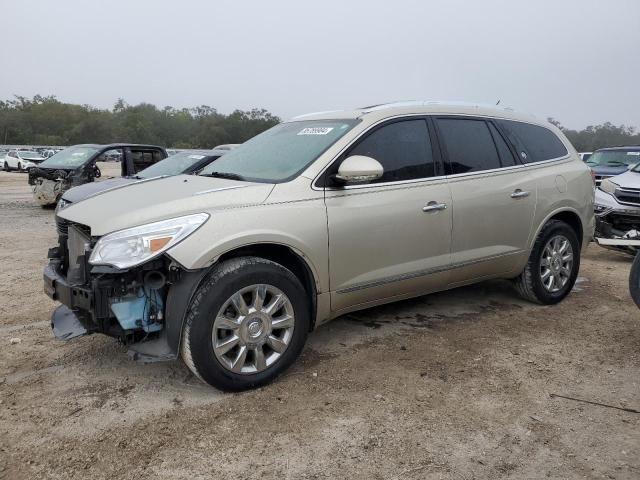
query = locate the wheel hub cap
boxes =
[539,234,574,293]
[212,284,296,375]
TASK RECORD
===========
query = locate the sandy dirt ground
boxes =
[0,169,638,479]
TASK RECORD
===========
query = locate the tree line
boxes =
[0,95,638,152]
[0,95,280,148]
[548,118,640,152]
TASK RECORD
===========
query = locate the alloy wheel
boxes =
[540,234,574,292]
[212,284,295,374]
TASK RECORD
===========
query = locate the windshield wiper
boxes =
[604,161,627,166]
[202,171,246,181]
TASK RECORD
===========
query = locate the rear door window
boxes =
[499,120,568,163]
[436,118,502,174]
[347,119,435,182]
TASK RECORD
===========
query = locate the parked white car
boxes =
[46,102,594,391]
[2,150,45,171]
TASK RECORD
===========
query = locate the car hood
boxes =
[608,169,640,188]
[590,165,629,176]
[62,177,136,203]
[59,174,275,236]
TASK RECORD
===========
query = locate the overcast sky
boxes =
[1,0,638,129]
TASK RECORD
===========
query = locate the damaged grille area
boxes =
[614,187,640,207]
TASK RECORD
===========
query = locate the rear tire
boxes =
[515,220,580,304]
[181,256,310,391]
[3,161,9,171]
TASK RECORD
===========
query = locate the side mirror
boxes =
[334,155,384,185]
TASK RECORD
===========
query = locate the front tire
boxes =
[181,257,310,391]
[515,220,580,304]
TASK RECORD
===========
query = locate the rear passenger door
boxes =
[435,117,537,284]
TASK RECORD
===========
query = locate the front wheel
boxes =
[17,162,23,171]
[181,257,310,391]
[514,219,580,304]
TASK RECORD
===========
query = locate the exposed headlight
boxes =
[89,213,209,269]
[599,179,617,195]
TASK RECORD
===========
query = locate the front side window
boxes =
[199,119,358,183]
[500,120,568,163]
[347,119,434,182]
[437,118,502,174]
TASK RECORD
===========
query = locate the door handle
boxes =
[422,201,447,213]
[510,189,530,199]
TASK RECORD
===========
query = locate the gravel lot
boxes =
[0,168,638,479]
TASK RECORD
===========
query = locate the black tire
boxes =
[181,256,310,391]
[514,219,580,304]
[629,252,640,309]
[2,161,8,172]
[17,162,22,172]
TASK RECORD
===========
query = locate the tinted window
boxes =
[500,120,568,163]
[437,118,501,173]
[489,122,517,167]
[348,119,434,182]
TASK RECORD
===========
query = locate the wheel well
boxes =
[217,244,318,328]
[549,211,584,246]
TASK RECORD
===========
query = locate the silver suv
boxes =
[45,102,595,391]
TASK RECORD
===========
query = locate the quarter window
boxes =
[499,120,568,163]
[437,118,502,174]
[347,119,434,182]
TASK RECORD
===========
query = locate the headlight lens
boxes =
[89,213,209,269]
[599,179,617,195]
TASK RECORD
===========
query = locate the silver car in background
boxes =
[595,164,640,253]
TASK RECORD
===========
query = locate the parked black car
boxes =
[28,144,167,207]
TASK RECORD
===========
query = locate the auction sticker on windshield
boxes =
[298,127,334,135]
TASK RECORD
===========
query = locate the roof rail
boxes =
[360,100,515,113]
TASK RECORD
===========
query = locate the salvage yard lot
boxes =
[0,170,638,479]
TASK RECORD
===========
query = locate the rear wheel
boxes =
[181,257,310,391]
[515,220,580,304]
[2,161,8,171]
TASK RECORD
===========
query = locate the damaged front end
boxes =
[44,222,178,361]
[30,165,99,207]
[594,183,640,254]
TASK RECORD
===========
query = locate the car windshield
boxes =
[39,146,100,169]
[586,150,640,167]
[199,119,359,183]
[18,151,42,158]
[136,151,217,178]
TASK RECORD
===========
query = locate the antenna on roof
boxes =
[496,99,501,106]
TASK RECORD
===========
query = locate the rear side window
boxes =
[437,118,501,174]
[500,120,568,163]
[348,119,434,182]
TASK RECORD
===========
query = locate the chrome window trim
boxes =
[311,113,572,191]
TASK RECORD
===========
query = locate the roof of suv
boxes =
[291,101,543,126]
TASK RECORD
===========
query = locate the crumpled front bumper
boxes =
[44,264,94,340]
[594,188,640,249]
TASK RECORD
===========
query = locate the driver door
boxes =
[324,118,453,314]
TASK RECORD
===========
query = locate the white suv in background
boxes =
[2,149,45,171]
[45,102,594,391]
